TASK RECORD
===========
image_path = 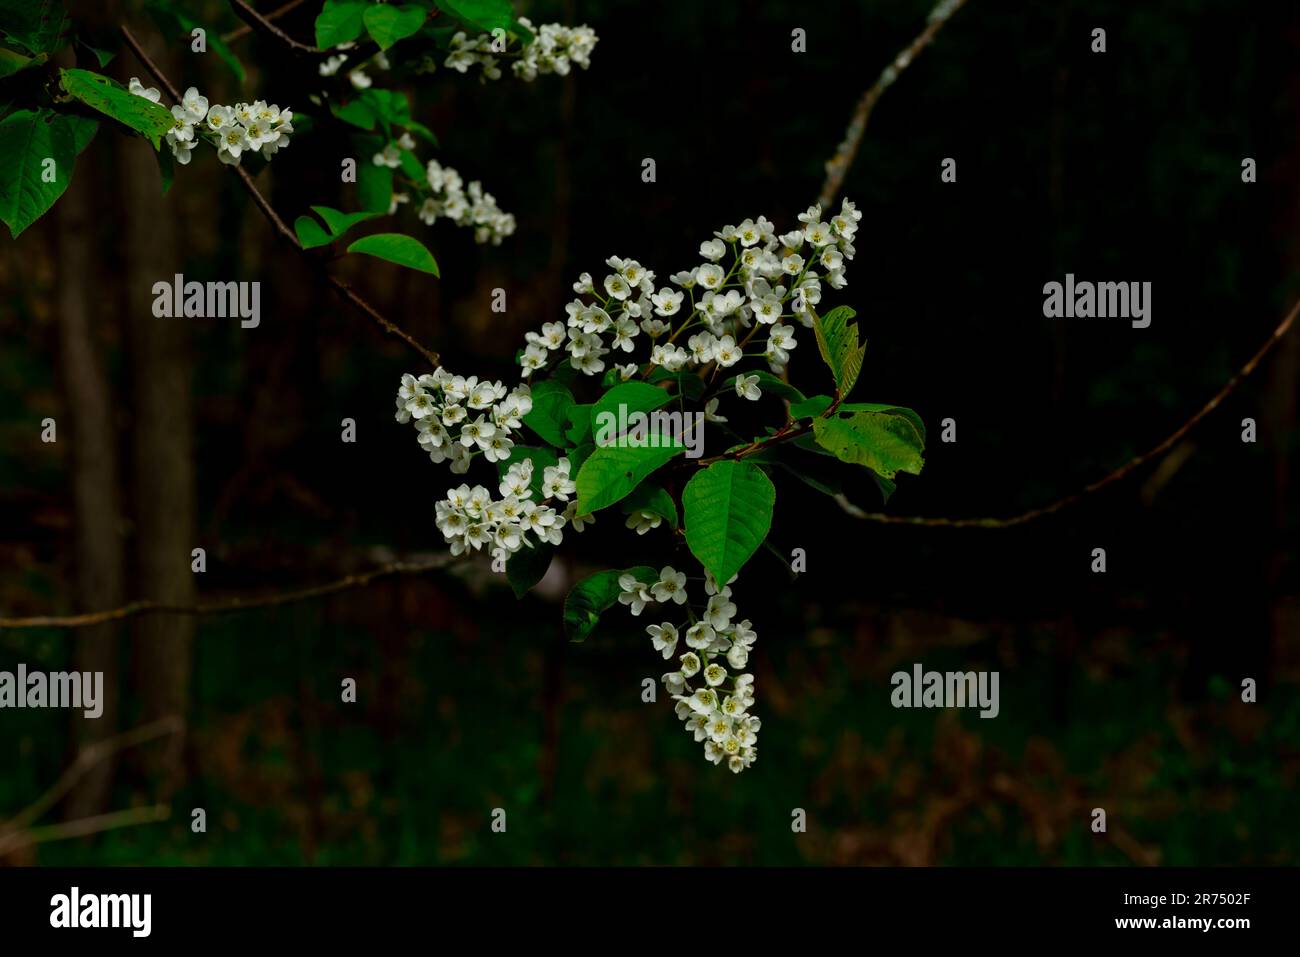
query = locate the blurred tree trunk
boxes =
[120,45,196,797]
[56,173,125,819]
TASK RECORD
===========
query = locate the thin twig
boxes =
[0,557,459,630]
[119,26,442,370]
[844,292,1300,527]
[222,0,308,44]
[818,0,971,208]
[8,805,171,851]
[0,717,181,839]
[227,0,328,55]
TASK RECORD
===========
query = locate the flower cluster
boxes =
[319,42,391,90]
[516,200,862,392]
[395,370,595,563]
[374,138,516,245]
[129,79,293,167]
[619,568,760,773]
[444,18,598,82]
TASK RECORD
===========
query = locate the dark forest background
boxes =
[1,0,1297,864]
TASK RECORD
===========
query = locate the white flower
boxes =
[713,335,741,368]
[735,374,761,401]
[705,593,737,629]
[179,86,208,122]
[647,623,678,659]
[685,622,715,650]
[651,287,683,316]
[617,574,653,615]
[127,77,161,102]
[651,566,687,604]
[625,510,662,535]
[699,238,726,261]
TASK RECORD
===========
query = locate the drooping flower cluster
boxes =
[372,136,516,245]
[444,18,598,82]
[395,370,595,563]
[619,568,760,773]
[516,201,863,391]
[129,79,293,167]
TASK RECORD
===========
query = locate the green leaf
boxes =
[506,542,555,597]
[331,98,377,131]
[59,68,172,147]
[0,48,41,80]
[363,3,427,50]
[398,147,424,181]
[346,232,439,275]
[564,404,592,445]
[590,381,673,441]
[75,38,114,67]
[311,204,379,239]
[144,0,245,84]
[294,214,332,249]
[724,370,806,404]
[0,0,69,57]
[0,109,97,238]
[404,118,438,146]
[812,304,866,397]
[315,0,367,48]
[682,460,775,586]
[155,140,174,194]
[522,380,574,447]
[357,162,392,212]
[435,0,514,33]
[575,442,684,515]
[789,395,925,440]
[812,410,925,480]
[621,482,678,528]
[563,566,657,642]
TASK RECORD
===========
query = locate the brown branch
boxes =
[845,292,1300,528]
[0,717,181,844]
[818,0,971,209]
[221,0,309,44]
[8,805,171,851]
[227,0,328,55]
[0,556,459,630]
[119,26,442,370]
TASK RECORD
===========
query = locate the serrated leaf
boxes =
[563,565,657,642]
[812,410,925,480]
[363,3,426,50]
[315,0,367,47]
[789,396,925,440]
[812,304,866,397]
[575,442,684,515]
[682,460,775,586]
[522,380,574,447]
[0,109,97,238]
[59,68,172,147]
[346,232,439,275]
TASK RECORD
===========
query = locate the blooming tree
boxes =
[0,0,924,775]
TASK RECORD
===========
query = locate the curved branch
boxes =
[845,292,1300,527]
[119,25,442,370]
[222,0,309,44]
[227,0,328,55]
[818,0,971,209]
[0,556,460,630]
